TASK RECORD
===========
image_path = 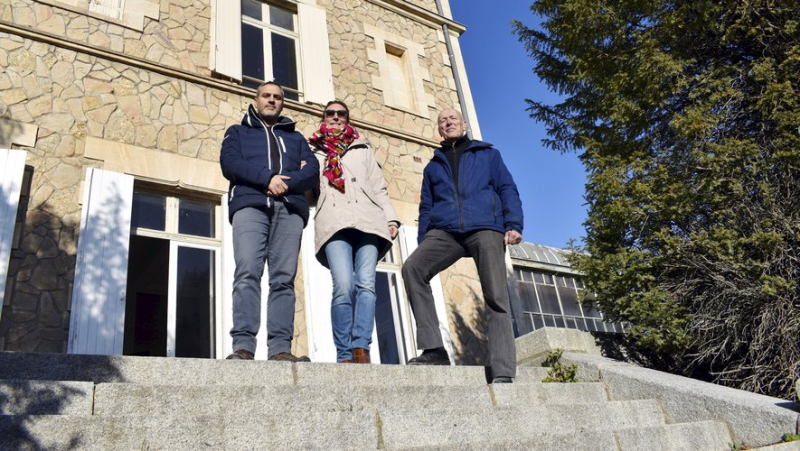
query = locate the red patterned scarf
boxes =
[308,123,359,192]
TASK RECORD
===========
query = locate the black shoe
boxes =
[407,347,450,365]
[268,352,311,362]
[226,349,254,360]
[491,376,513,384]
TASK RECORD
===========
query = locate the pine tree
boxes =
[514,0,799,398]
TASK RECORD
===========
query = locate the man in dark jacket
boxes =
[220,81,319,362]
[402,107,523,383]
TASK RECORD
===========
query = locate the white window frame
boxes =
[69,171,228,356]
[130,190,224,358]
[241,1,303,97]
[166,240,223,358]
[210,0,335,105]
[372,244,416,364]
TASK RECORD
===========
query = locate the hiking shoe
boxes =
[407,347,450,365]
[268,352,311,362]
[491,376,513,384]
[226,349,254,360]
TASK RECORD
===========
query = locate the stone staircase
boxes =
[0,349,739,450]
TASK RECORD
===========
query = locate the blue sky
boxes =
[450,2,588,249]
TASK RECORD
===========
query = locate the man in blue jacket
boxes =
[220,81,319,362]
[402,107,523,383]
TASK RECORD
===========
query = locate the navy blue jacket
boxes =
[220,105,319,225]
[418,138,523,244]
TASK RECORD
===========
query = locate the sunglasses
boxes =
[325,110,347,118]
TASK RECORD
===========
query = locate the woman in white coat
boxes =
[308,100,400,363]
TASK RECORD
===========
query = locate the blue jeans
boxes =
[230,204,303,358]
[324,229,380,362]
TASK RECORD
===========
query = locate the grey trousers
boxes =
[401,229,516,378]
[230,204,303,358]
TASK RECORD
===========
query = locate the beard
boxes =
[259,107,281,121]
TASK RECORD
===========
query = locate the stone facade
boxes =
[0,0,493,366]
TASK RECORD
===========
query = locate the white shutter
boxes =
[398,225,455,363]
[68,168,134,355]
[0,149,27,318]
[210,0,242,81]
[300,209,337,362]
[298,3,335,105]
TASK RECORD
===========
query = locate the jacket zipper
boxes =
[263,122,274,208]
[444,144,465,232]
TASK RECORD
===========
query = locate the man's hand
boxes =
[504,230,522,245]
[266,175,290,197]
[389,224,398,240]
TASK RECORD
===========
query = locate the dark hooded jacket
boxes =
[418,138,523,244]
[220,104,319,225]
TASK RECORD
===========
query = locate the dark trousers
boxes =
[401,229,516,378]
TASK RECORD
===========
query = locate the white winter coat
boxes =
[312,137,400,268]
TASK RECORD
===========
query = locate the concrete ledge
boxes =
[559,352,799,448]
[516,329,800,448]
[0,352,294,386]
[515,327,603,365]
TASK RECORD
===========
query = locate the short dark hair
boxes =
[323,100,350,123]
[256,81,285,98]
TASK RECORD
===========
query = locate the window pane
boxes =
[270,5,294,31]
[131,192,166,231]
[242,23,265,83]
[530,313,545,331]
[123,235,169,357]
[175,247,215,358]
[536,284,561,314]
[541,273,554,285]
[271,32,298,98]
[519,283,539,312]
[533,272,543,283]
[242,0,262,20]
[574,278,585,289]
[583,302,602,318]
[557,285,582,316]
[178,200,215,238]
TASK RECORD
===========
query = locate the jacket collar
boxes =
[433,137,492,161]
[242,104,296,132]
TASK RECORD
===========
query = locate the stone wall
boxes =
[0,0,490,366]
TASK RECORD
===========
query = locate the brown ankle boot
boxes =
[353,348,370,364]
